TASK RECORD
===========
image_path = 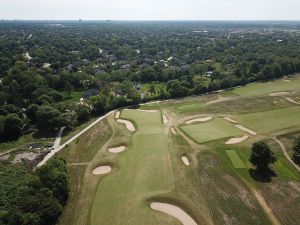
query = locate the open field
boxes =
[235,106,300,135]
[232,75,300,97]
[180,118,244,143]
[55,76,300,225]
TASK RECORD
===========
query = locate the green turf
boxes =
[226,150,246,169]
[180,118,244,143]
[175,102,203,113]
[232,75,300,97]
[236,106,300,134]
[90,110,175,225]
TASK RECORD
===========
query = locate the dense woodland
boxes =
[0,158,69,225]
[0,21,300,140]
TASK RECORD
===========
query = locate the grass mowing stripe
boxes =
[226,150,246,169]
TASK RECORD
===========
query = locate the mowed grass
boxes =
[232,75,300,97]
[180,118,244,143]
[236,106,300,134]
[175,103,203,114]
[90,110,176,225]
[226,150,246,168]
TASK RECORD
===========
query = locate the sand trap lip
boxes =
[181,156,190,166]
[136,109,160,112]
[117,119,135,131]
[185,117,212,124]
[171,127,177,134]
[223,117,237,123]
[115,111,120,119]
[269,92,290,96]
[225,135,249,144]
[108,146,126,153]
[163,115,168,124]
[286,97,300,105]
[150,202,197,225]
[235,125,257,135]
[93,166,112,175]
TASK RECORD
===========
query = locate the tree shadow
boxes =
[249,168,277,183]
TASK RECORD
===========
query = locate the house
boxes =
[83,89,99,99]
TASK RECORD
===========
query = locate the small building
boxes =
[83,89,99,99]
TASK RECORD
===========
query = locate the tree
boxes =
[64,81,73,95]
[250,141,277,175]
[75,105,90,123]
[292,138,300,164]
[26,104,39,123]
[36,105,61,131]
[90,95,107,116]
[149,82,156,95]
[3,113,24,140]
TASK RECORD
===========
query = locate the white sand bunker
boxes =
[93,166,112,175]
[115,111,120,119]
[269,92,290,96]
[224,117,237,123]
[181,156,190,166]
[286,97,300,105]
[117,119,135,131]
[108,146,126,153]
[136,109,160,112]
[235,125,257,135]
[283,79,290,82]
[171,127,177,134]
[185,117,212,124]
[225,135,249,145]
[151,202,197,225]
[163,115,168,124]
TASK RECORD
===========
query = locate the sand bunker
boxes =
[283,79,291,82]
[171,127,177,134]
[269,92,290,96]
[117,119,135,131]
[93,166,112,175]
[163,115,168,124]
[225,135,249,145]
[181,156,190,166]
[224,117,237,123]
[108,146,126,153]
[136,109,159,112]
[115,111,120,119]
[185,117,212,124]
[150,202,197,225]
[286,97,300,105]
[235,125,257,135]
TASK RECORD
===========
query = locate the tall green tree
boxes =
[250,141,277,175]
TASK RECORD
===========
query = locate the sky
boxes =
[0,0,299,20]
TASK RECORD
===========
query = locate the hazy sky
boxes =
[1,0,299,20]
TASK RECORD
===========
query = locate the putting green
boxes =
[180,118,244,144]
[232,76,300,97]
[226,150,246,169]
[236,106,300,134]
[90,110,175,225]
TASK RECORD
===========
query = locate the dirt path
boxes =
[53,127,65,149]
[251,188,282,225]
[37,111,115,167]
[272,137,300,173]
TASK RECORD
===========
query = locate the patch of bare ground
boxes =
[115,111,120,119]
[269,92,290,96]
[185,117,212,124]
[171,127,177,134]
[235,125,257,135]
[163,114,169,124]
[117,119,135,131]
[223,117,238,123]
[225,135,249,145]
[108,146,126,153]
